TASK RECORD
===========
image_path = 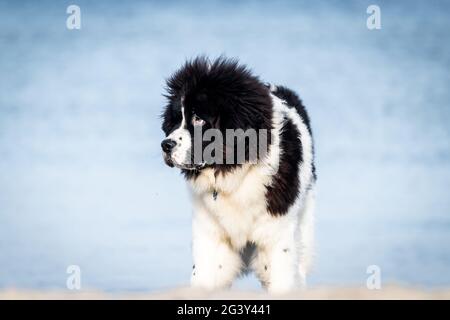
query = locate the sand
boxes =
[1,286,449,300]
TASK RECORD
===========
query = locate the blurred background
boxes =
[0,0,449,292]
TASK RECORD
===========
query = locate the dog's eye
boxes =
[192,114,205,126]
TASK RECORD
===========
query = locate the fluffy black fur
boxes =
[161,57,315,216]
[265,116,302,216]
[162,57,272,178]
[271,85,317,181]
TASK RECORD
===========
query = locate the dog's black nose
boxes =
[161,139,177,153]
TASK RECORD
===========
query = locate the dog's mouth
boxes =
[163,153,205,171]
[175,163,206,171]
[163,155,175,168]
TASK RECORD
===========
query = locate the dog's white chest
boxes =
[190,165,271,249]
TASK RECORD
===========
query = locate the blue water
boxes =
[1,0,449,292]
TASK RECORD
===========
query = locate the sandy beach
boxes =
[1,286,449,300]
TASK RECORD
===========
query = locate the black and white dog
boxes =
[161,57,316,293]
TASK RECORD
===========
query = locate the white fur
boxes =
[188,90,315,294]
[167,105,192,166]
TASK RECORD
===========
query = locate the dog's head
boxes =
[161,57,272,175]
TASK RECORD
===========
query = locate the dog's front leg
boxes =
[190,207,241,290]
[257,218,301,294]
